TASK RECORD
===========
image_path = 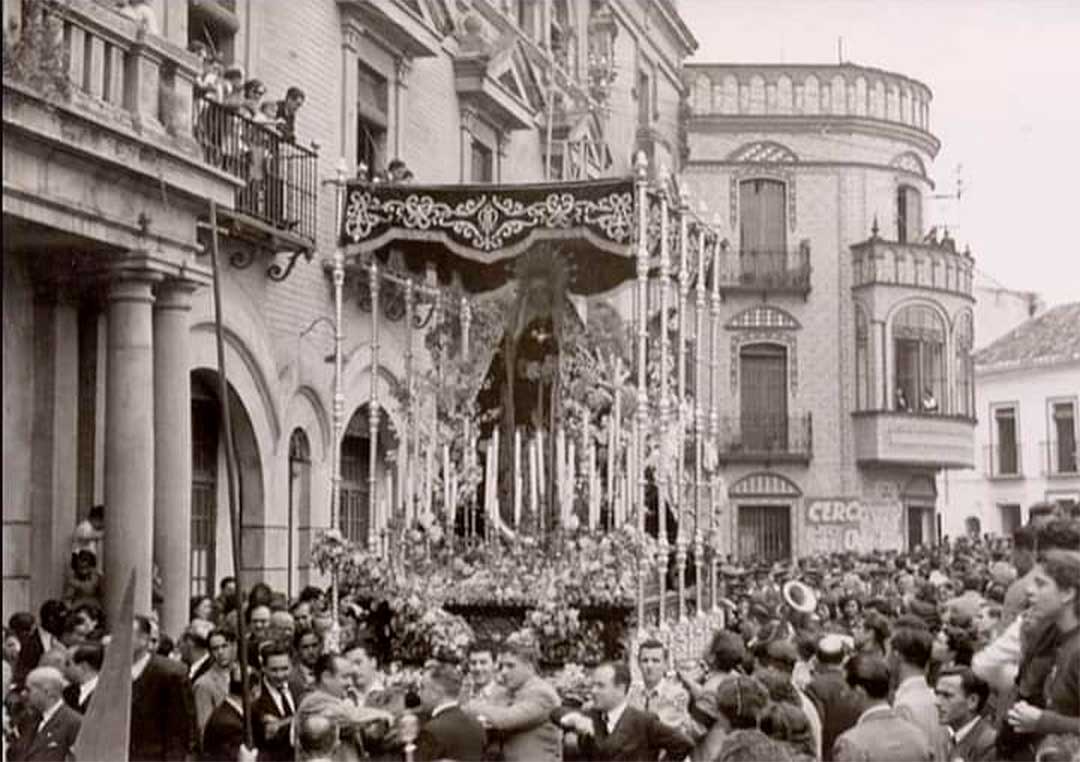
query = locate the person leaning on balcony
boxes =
[271,87,306,144]
[895,387,910,412]
[922,388,939,413]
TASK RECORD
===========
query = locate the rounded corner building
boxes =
[680,62,975,560]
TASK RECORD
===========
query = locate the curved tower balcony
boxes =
[684,63,940,157]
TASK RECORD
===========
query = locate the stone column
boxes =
[104,276,157,623]
[153,280,196,638]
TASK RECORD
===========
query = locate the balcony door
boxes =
[740,343,788,451]
[739,179,786,277]
[994,406,1019,476]
[1053,402,1077,473]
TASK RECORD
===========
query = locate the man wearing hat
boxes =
[805,634,861,761]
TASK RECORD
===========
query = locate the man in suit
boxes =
[293,652,393,759]
[63,643,102,713]
[130,614,197,761]
[934,668,997,762]
[182,619,216,686]
[832,654,933,762]
[202,669,259,762]
[558,662,694,762]
[891,626,950,761]
[14,603,68,687]
[11,666,81,762]
[195,628,236,734]
[463,640,562,762]
[805,634,862,761]
[416,661,485,761]
[251,642,297,762]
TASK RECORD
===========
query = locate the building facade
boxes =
[2,0,696,633]
[681,62,976,560]
[937,303,1080,538]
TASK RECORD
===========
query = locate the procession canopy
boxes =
[338,176,640,294]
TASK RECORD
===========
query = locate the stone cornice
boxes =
[687,113,940,157]
[684,62,933,102]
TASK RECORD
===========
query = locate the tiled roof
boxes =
[974,302,1080,370]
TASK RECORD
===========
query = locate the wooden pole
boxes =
[208,200,252,748]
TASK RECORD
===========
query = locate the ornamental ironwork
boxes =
[340,178,636,260]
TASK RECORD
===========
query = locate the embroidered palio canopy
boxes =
[338,177,640,294]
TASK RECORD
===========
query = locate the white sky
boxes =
[679,0,1080,308]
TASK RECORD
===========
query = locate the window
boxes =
[340,424,371,545]
[357,62,389,175]
[1050,401,1078,474]
[955,312,974,418]
[190,377,219,598]
[855,308,870,410]
[637,70,651,127]
[288,429,312,597]
[737,505,791,561]
[897,184,922,243]
[739,179,787,278]
[999,503,1022,536]
[740,343,788,451]
[471,138,493,183]
[993,405,1020,476]
[892,304,944,413]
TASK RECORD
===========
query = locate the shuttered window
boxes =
[897,185,922,243]
[740,343,788,451]
[739,179,787,260]
[191,379,219,598]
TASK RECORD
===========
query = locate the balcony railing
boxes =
[716,413,813,462]
[985,443,1023,479]
[194,95,318,244]
[1042,440,1079,477]
[715,247,812,294]
[852,236,974,298]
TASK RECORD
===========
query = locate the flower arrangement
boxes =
[388,592,475,665]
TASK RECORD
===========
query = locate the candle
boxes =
[529,437,538,530]
[537,428,546,520]
[513,428,522,529]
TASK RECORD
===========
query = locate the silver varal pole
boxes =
[633,151,649,630]
[329,159,347,652]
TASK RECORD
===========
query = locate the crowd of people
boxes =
[2,507,1078,762]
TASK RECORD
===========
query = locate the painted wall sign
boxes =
[805,498,904,554]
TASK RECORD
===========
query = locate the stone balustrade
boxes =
[851,237,974,298]
[685,63,933,134]
[39,0,201,151]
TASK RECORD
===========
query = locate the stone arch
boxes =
[191,321,282,444]
[189,368,267,590]
[287,385,332,462]
[726,304,801,330]
[890,151,928,179]
[729,471,802,498]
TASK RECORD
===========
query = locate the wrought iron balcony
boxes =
[984,443,1023,479]
[1042,440,1079,477]
[714,246,812,295]
[716,413,813,464]
[193,95,318,254]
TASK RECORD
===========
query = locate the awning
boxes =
[339,177,638,294]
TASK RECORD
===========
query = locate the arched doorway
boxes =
[340,404,398,549]
[288,428,311,597]
[190,369,265,596]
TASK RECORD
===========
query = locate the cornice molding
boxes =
[687,113,941,157]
